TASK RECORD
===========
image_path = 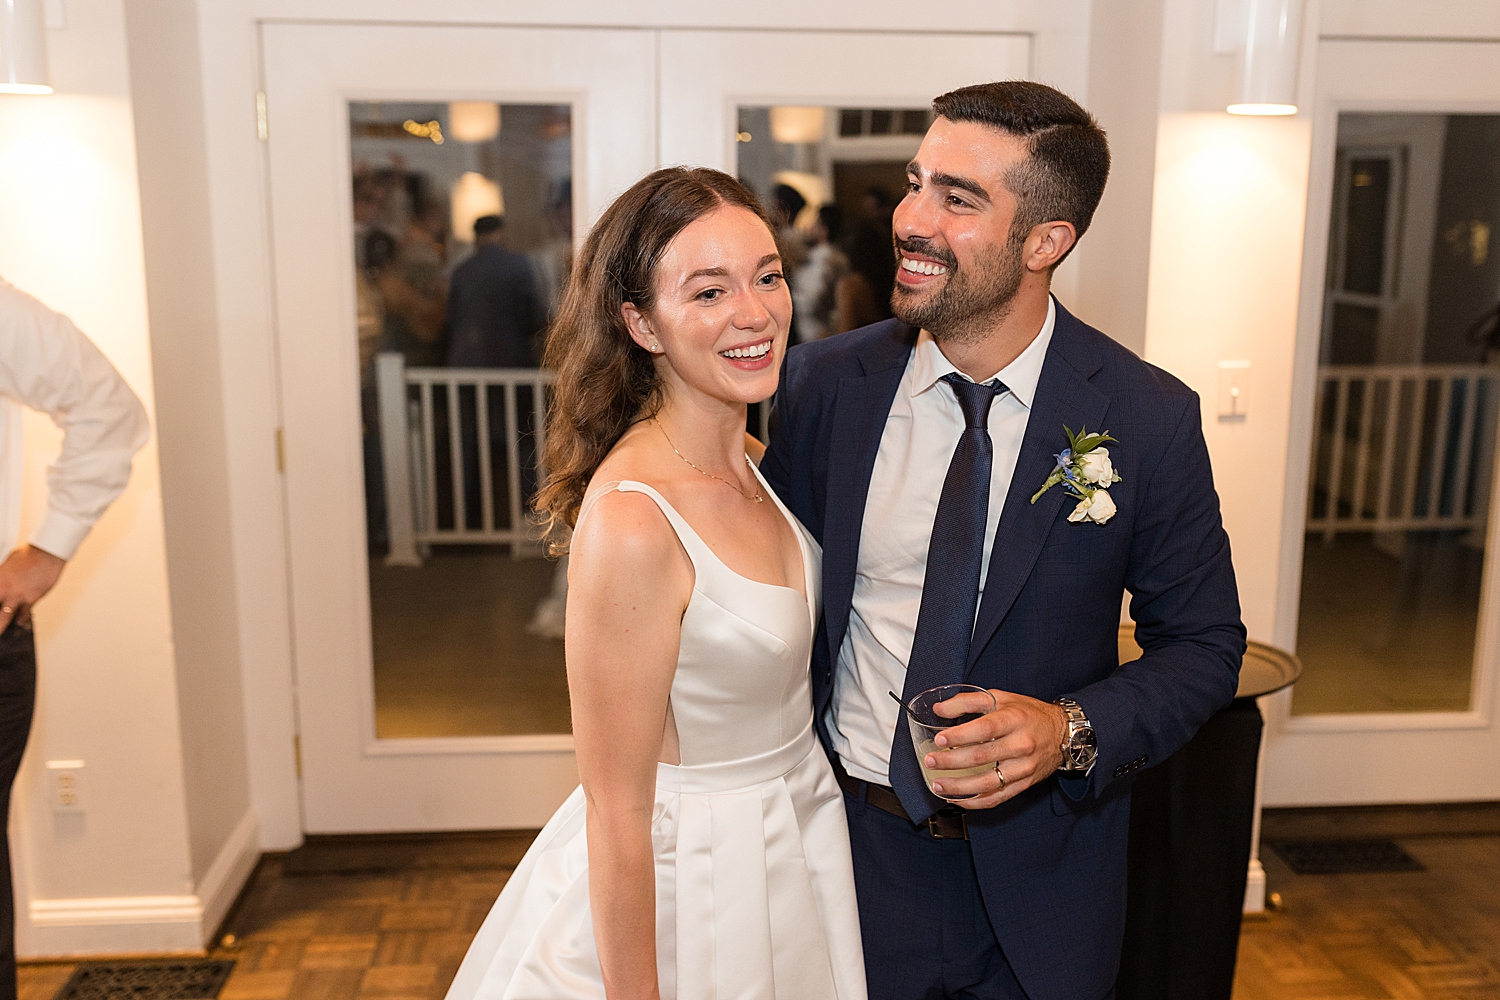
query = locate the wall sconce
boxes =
[0,0,51,95]
[1217,0,1303,116]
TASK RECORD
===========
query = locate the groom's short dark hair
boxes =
[932,81,1110,256]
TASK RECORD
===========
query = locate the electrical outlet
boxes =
[46,760,84,813]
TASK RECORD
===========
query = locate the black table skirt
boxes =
[1115,697,1265,1000]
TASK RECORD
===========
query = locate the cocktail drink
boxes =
[906,684,996,801]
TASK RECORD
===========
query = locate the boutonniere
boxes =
[1029,426,1123,525]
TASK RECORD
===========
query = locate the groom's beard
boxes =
[890,231,1027,346]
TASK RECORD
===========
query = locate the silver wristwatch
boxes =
[1054,698,1097,772]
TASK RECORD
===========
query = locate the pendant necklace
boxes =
[653,416,764,503]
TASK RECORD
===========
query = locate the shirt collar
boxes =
[908,295,1056,410]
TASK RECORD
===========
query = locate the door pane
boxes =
[1295,114,1500,715]
[351,99,573,736]
[1341,157,1391,296]
[736,104,921,438]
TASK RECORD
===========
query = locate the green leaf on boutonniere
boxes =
[1068,425,1118,456]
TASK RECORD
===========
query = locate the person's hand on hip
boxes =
[0,545,65,631]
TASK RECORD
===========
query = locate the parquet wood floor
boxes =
[18,830,1500,999]
[1235,834,1500,1000]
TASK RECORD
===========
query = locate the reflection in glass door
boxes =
[349,100,573,738]
[736,104,928,439]
[1295,113,1500,715]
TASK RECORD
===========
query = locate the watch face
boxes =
[1076,725,1095,748]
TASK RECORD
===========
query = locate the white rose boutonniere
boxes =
[1030,425,1123,525]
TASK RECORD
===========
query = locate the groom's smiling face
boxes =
[891,117,1031,343]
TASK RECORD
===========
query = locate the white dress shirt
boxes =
[0,277,149,561]
[827,297,1056,785]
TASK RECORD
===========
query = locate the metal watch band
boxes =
[1055,697,1095,772]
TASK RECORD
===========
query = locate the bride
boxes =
[445,168,867,1000]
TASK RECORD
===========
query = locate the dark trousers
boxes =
[842,787,1029,1000]
[0,624,35,1000]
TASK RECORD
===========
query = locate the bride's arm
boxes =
[565,491,693,1000]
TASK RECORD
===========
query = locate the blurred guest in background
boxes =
[793,204,851,343]
[834,185,898,333]
[0,276,148,999]
[446,214,547,368]
[366,229,447,367]
[771,182,810,279]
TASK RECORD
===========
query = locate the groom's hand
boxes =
[924,690,1068,809]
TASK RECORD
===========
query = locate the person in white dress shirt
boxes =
[0,276,148,996]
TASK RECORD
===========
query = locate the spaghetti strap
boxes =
[575,480,624,528]
[614,481,720,575]
[574,480,717,581]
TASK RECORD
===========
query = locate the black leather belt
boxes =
[831,755,969,840]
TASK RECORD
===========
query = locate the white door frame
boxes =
[1267,38,1500,806]
[262,21,658,832]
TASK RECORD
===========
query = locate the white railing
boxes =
[376,352,554,566]
[1308,364,1500,535]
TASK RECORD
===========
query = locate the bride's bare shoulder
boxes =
[572,441,690,590]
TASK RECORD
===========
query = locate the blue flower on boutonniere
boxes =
[1029,426,1123,524]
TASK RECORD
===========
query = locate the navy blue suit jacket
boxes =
[760,301,1246,1000]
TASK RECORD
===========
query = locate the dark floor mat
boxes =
[56,960,234,1000]
[1268,838,1426,874]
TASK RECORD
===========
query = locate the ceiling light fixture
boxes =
[1217,0,1303,116]
[0,0,51,96]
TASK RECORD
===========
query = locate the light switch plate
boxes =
[1218,361,1250,422]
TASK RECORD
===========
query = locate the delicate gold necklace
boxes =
[653,416,764,503]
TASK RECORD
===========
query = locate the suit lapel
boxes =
[821,326,914,667]
[966,308,1109,672]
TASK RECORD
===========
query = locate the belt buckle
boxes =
[926,808,968,840]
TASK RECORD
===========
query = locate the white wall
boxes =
[122,0,256,889]
[1142,112,1312,640]
[1068,0,1167,356]
[0,0,257,958]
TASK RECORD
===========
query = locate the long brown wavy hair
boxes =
[534,167,774,553]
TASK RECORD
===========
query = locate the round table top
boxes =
[1116,627,1302,698]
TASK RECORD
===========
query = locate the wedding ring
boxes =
[994,762,1006,790]
[0,607,13,616]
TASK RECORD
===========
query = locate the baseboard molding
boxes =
[1243,858,1266,914]
[1261,801,1500,842]
[27,896,205,956]
[24,809,260,958]
[195,810,260,942]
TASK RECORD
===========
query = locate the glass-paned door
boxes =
[1296,113,1500,717]
[263,22,656,832]
[1268,38,1500,808]
[351,99,572,739]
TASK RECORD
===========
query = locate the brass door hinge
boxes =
[293,734,302,779]
[275,427,286,473]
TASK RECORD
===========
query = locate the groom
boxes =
[761,82,1245,1000]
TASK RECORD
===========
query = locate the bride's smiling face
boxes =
[622,204,791,407]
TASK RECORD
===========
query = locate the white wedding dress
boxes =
[445,473,868,1000]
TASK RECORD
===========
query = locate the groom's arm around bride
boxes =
[761,80,1245,1000]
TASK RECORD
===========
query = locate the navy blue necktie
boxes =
[889,373,1006,823]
